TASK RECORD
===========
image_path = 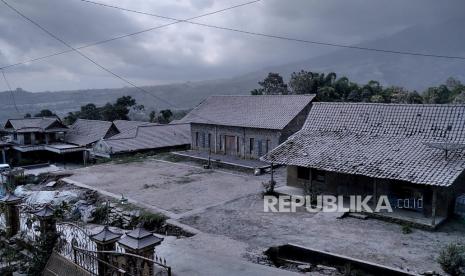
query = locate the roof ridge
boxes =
[313,102,465,107]
[207,94,316,98]
[75,118,112,123]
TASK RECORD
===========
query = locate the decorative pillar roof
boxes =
[118,226,163,251]
[0,193,22,204]
[90,226,122,244]
[34,205,55,219]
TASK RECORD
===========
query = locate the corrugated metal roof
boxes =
[102,123,190,154]
[64,119,115,146]
[179,94,316,130]
[263,103,465,187]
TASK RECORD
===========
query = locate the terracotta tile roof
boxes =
[263,103,465,187]
[179,94,316,130]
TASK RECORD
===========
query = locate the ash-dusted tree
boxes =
[34,109,56,117]
[64,96,138,124]
[251,72,289,95]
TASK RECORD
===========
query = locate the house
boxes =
[3,117,86,165]
[113,120,154,134]
[92,123,190,158]
[180,95,316,159]
[64,119,120,147]
[262,103,465,227]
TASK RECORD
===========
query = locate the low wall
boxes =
[266,244,417,276]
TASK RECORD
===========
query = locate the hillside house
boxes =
[180,95,316,159]
[3,117,86,165]
[64,119,120,147]
[262,103,465,228]
[92,123,190,158]
[112,120,154,134]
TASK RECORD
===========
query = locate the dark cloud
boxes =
[0,0,464,91]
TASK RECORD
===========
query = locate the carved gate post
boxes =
[34,205,57,251]
[0,193,21,238]
[90,226,122,276]
[118,226,163,276]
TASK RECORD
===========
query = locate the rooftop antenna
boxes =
[424,138,465,161]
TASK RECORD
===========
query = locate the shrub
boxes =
[138,211,166,231]
[438,243,465,276]
[262,180,277,196]
[93,204,109,224]
[401,224,412,234]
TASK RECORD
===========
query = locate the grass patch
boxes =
[401,224,413,234]
[134,211,166,231]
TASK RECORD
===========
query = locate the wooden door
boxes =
[225,136,237,155]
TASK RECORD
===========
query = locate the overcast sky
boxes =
[0,0,464,92]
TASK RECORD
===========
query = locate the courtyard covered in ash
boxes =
[65,156,465,274]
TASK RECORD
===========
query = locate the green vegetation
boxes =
[150,109,174,124]
[251,72,465,104]
[34,109,56,117]
[401,224,412,234]
[64,95,139,124]
[136,211,166,231]
[93,204,109,224]
[438,243,465,276]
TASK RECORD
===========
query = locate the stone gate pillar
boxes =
[0,193,22,238]
[90,226,122,276]
[34,205,57,249]
[118,226,163,276]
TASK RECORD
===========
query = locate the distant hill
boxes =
[243,18,465,91]
[0,77,257,122]
[1,19,464,122]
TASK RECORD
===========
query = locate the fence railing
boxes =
[73,246,172,276]
[55,222,97,261]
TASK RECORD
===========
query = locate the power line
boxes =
[1,0,220,125]
[76,0,465,61]
[0,0,261,70]
[2,0,465,72]
[1,70,20,114]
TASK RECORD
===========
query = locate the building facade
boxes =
[3,117,86,165]
[263,103,465,228]
[182,95,316,159]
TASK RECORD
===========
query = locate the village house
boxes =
[3,117,87,165]
[112,119,154,134]
[92,123,190,158]
[262,103,465,228]
[64,119,120,148]
[180,95,316,159]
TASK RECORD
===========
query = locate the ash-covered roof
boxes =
[263,103,465,187]
[113,120,154,134]
[101,123,190,154]
[65,119,116,146]
[4,117,67,132]
[179,95,316,130]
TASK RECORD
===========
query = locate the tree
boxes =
[63,95,138,124]
[289,70,316,95]
[251,73,289,95]
[423,85,452,104]
[24,113,31,118]
[149,111,157,123]
[153,109,173,124]
[34,109,56,117]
